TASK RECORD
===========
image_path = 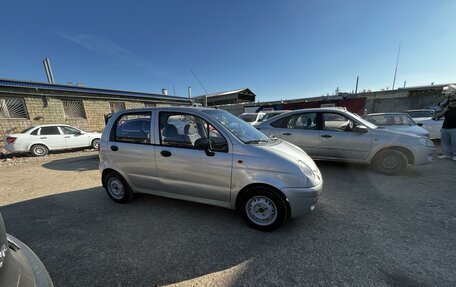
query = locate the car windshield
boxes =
[204,109,271,144]
[260,112,283,122]
[367,114,415,126]
[239,114,258,122]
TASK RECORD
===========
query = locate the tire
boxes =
[30,144,48,157]
[239,186,288,231]
[103,171,135,203]
[372,150,408,175]
[91,138,100,150]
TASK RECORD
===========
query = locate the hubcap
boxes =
[34,146,45,155]
[245,196,277,226]
[382,154,400,170]
[93,140,99,149]
[108,178,124,199]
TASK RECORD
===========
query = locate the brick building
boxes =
[0,79,191,139]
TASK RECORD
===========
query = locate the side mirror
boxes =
[353,125,368,134]
[417,123,423,127]
[194,138,215,156]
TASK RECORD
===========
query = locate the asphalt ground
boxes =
[1,151,455,286]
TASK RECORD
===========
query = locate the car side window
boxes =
[30,128,39,135]
[60,126,80,135]
[322,113,355,132]
[40,126,61,135]
[271,113,317,129]
[114,113,151,144]
[159,112,228,152]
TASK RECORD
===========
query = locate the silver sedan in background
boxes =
[256,107,436,175]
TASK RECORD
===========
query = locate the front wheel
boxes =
[239,186,288,231]
[372,150,408,175]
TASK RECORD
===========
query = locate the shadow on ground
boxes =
[41,154,99,171]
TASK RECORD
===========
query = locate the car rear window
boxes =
[40,126,61,135]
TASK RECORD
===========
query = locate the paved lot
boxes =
[1,150,455,286]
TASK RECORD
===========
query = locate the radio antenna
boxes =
[190,69,209,107]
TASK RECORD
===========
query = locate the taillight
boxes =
[6,137,17,144]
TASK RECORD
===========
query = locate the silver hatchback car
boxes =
[256,107,436,175]
[99,107,323,230]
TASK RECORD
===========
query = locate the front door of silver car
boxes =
[155,112,232,203]
[318,112,372,161]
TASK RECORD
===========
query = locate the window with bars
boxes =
[110,102,126,113]
[0,97,28,119]
[62,100,87,119]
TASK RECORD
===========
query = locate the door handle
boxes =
[110,145,119,151]
[64,136,70,138]
[160,150,172,157]
[40,137,47,139]
[283,132,292,136]
[321,134,332,138]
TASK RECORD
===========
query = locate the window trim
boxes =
[158,111,229,153]
[110,112,153,145]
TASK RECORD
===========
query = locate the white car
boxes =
[239,112,266,125]
[364,113,430,138]
[403,109,443,139]
[4,124,101,156]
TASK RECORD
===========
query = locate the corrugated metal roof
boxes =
[0,78,190,102]
[194,88,252,98]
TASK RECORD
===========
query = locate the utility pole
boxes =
[392,44,401,90]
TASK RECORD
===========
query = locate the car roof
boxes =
[31,124,74,128]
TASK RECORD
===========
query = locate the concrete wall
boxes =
[0,96,150,139]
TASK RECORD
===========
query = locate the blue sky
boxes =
[1,0,455,101]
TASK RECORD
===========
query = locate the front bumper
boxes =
[411,146,436,166]
[281,180,323,218]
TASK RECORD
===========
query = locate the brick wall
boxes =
[0,96,149,139]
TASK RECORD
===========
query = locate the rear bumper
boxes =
[281,180,323,218]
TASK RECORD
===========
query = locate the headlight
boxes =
[418,138,434,147]
[298,160,315,179]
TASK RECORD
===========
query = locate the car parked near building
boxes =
[256,107,436,175]
[364,113,430,138]
[239,112,266,126]
[0,212,54,287]
[403,109,443,139]
[99,107,323,231]
[4,124,101,156]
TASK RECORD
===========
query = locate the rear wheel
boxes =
[91,139,100,150]
[372,150,407,175]
[239,186,288,231]
[103,171,135,203]
[30,144,48,157]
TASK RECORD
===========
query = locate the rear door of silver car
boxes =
[108,111,160,190]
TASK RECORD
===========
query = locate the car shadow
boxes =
[0,187,316,286]
[41,154,99,171]
[0,147,96,160]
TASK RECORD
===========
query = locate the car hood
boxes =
[257,139,319,171]
[373,126,424,139]
[376,125,429,137]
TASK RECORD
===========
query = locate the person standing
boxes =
[434,93,456,160]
